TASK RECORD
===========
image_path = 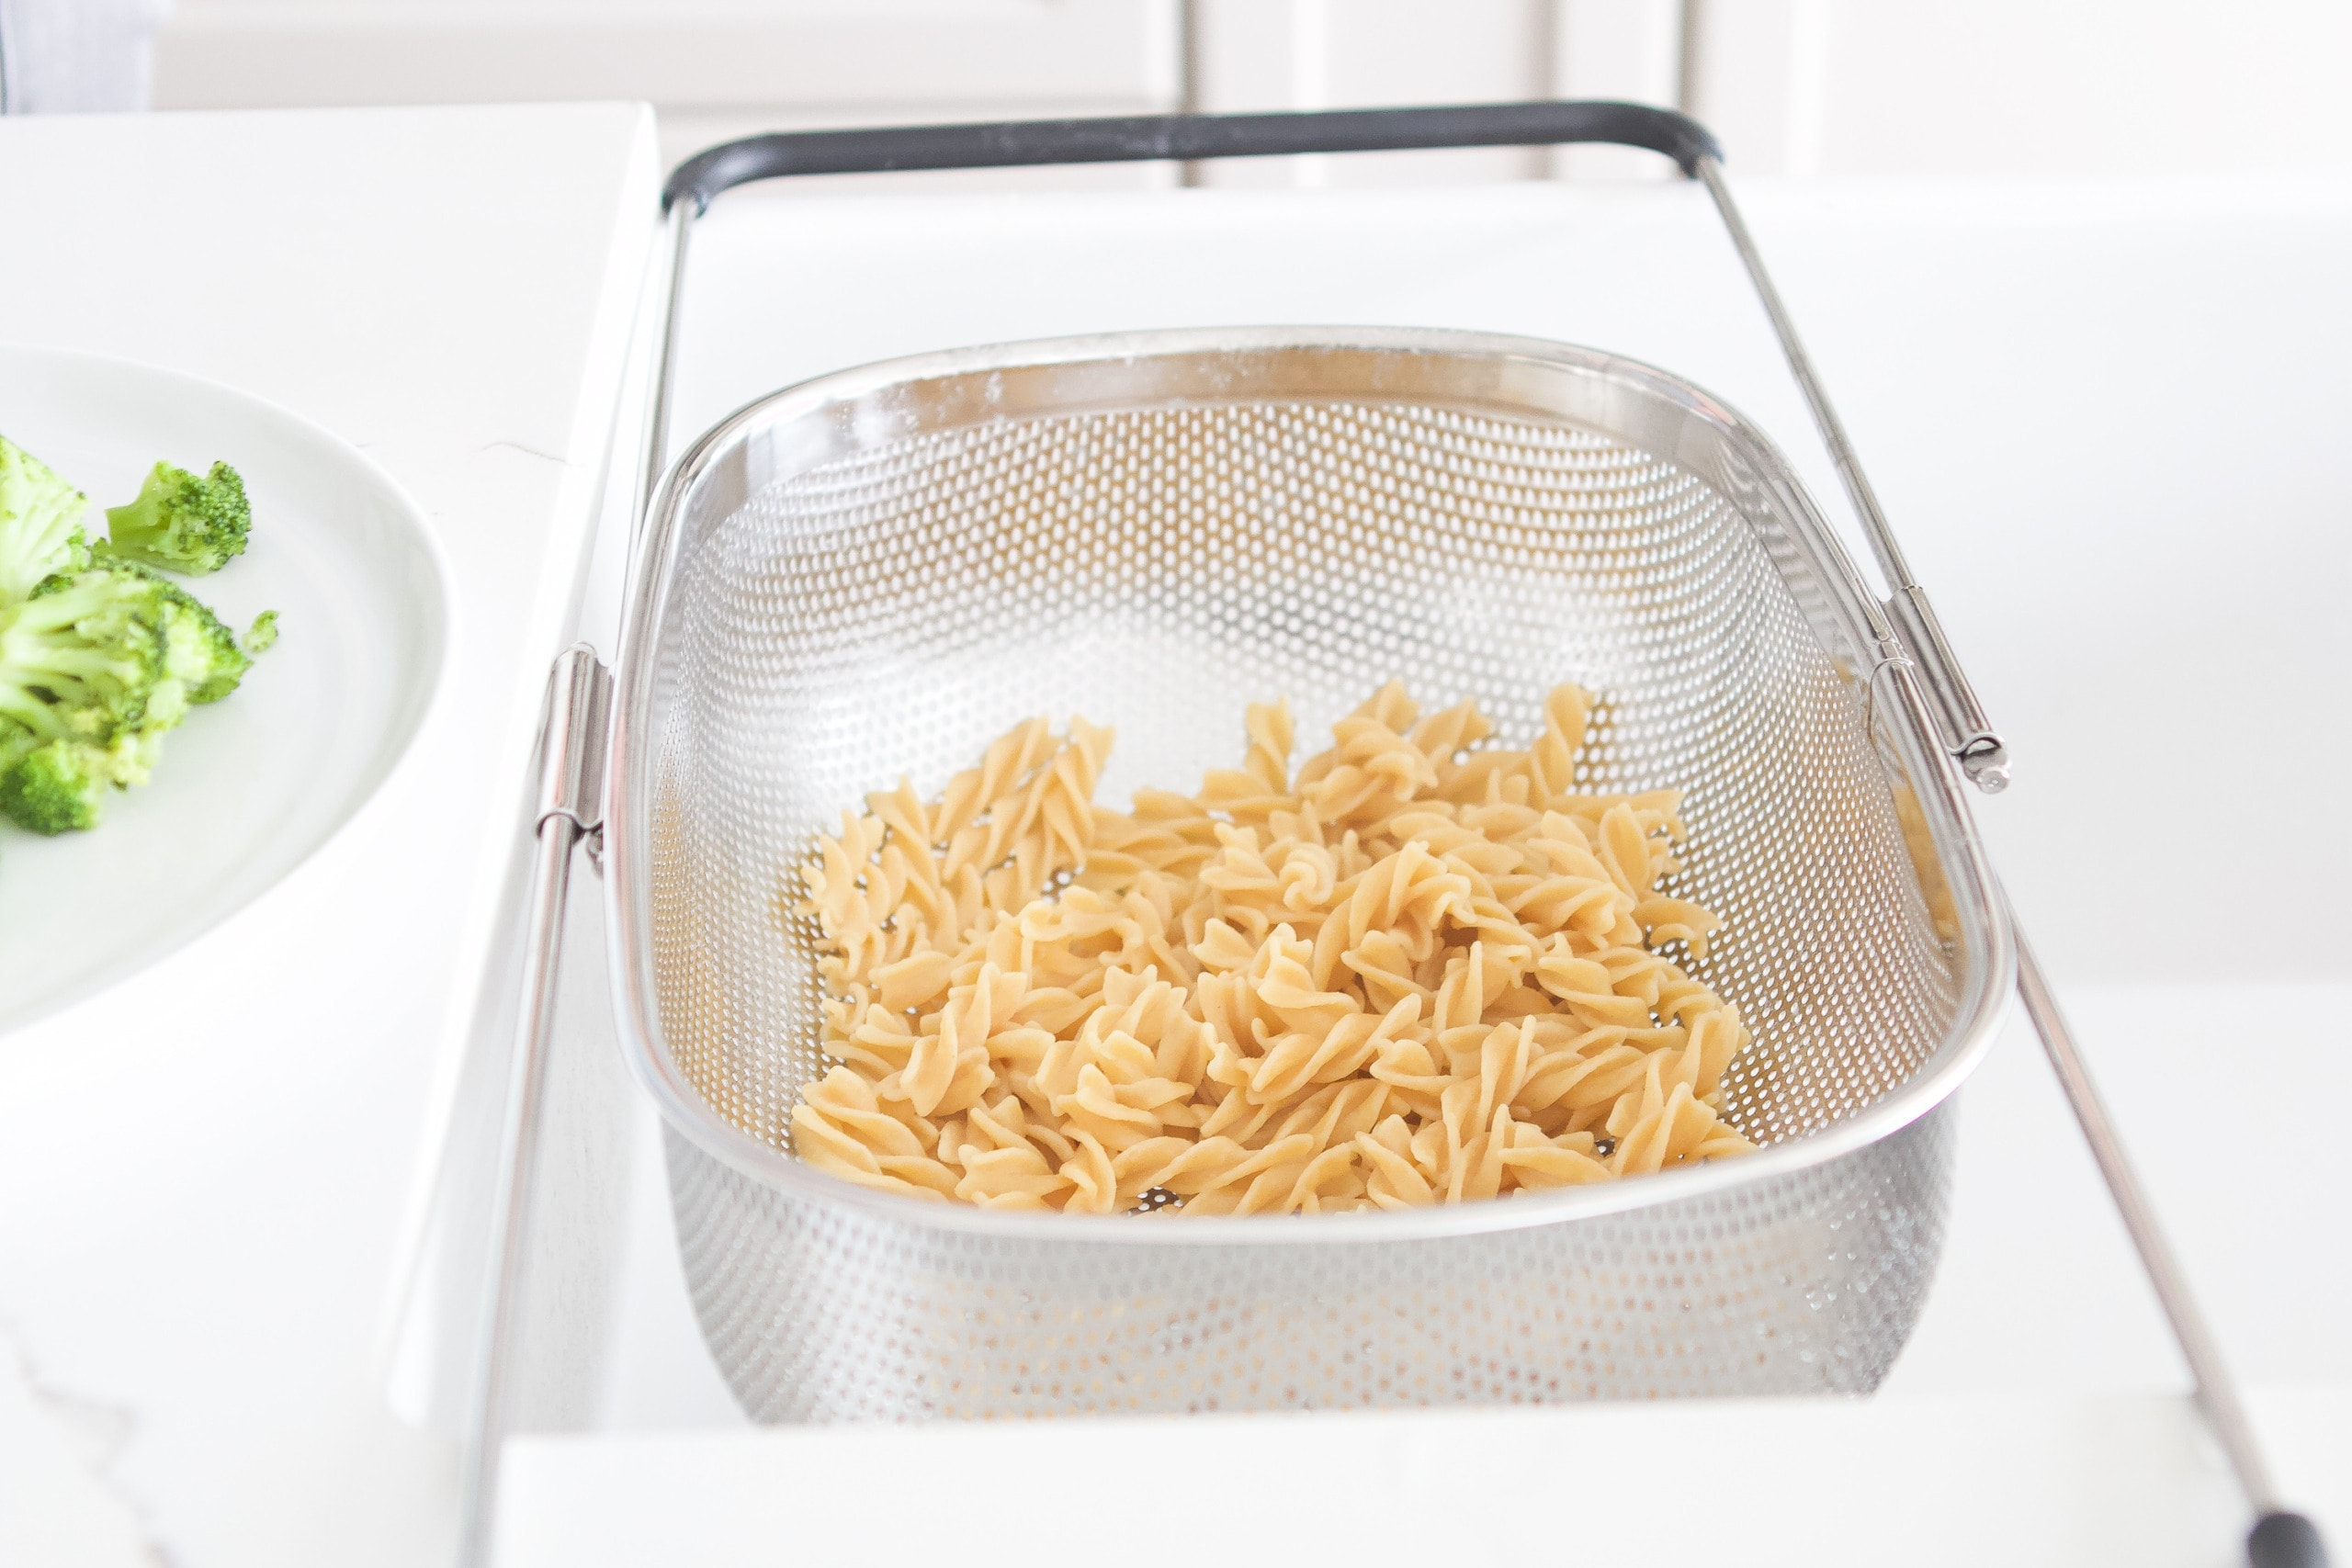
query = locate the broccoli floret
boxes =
[0,735,153,834]
[103,460,251,575]
[0,434,93,604]
[0,716,36,777]
[0,569,170,746]
[0,568,196,834]
[90,558,266,705]
[0,524,275,842]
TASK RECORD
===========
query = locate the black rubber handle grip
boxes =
[2251,1512,2332,1568]
[662,99,1720,213]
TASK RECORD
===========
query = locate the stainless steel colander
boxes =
[454,102,2328,1568]
[609,327,2007,1421]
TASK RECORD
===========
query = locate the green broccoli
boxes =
[0,569,169,741]
[0,454,277,843]
[0,735,153,834]
[92,558,268,705]
[0,716,35,778]
[0,434,93,604]
[0,569,174,832]
[103,460,251,575]
[0,561,278,835]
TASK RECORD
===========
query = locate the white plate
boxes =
[0,345,450,1033]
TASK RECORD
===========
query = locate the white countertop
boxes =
[3,128,2346,1567]
[0,105,659,1567]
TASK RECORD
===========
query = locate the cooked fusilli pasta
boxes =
[789,681,1756,1213]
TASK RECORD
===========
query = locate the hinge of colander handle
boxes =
[1690,155,2009,796]
[1883,586,2008,794]
[534,644,613,843]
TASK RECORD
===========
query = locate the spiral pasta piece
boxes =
[788,682,1757,1213]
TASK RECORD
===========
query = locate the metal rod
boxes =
[454,810,581,1568]
[1692,153,2007,791]
[1692,153,1915,592]
[2011,927,2278,1510]
[456,647,609,1567]
[631,200,694,550]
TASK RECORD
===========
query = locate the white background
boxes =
[148,0,2352,181]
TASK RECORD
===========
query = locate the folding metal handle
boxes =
[1690,158,2008,790]
[2013,925,2329,1568]
[662,99,1721,213]
[457,645,611,1568]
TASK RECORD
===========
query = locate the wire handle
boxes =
[2252,1513,2334,1568]
[1689,158,2008,790]
[2013,929,2329,1568]
[662,99,1721,212]
[457,646,610,1568]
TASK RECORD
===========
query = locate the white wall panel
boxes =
[1813,0,2352,176]
[155,0,1176,110]
[153,0,1184,177]
[1189,0,1551,186]
[1680,0,1818,176]
[1317,0,1549,185]
[1548,0,1682,179]
[147,0,2352,185]
[1683,0,2352,177]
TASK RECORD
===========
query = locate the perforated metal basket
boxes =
[603,325,2011,1420]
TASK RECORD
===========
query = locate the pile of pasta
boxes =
[790,680,1756,1215]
